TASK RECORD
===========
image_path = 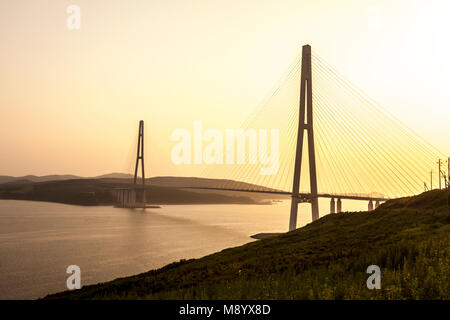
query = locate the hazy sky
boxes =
[0,0,449,178]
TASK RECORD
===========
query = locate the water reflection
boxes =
[0,198,367,299]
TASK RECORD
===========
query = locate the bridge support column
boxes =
[117,190,122,207]
[132,190,136,208]
[129,191,134,208]
[289,44,319,231]
[142,189,146,209]
[368,200,373,211]
[121,190,125,208]
[330,198,335,214]
[375,200,380,209]
[127,190,133,208]
[124,191,127,207]
[289,196,299,231]
[115,189,138,208]
[337,198,342,213]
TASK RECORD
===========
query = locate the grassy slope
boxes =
[46,190,449,300]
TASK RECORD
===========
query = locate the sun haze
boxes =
[0,0,448,179]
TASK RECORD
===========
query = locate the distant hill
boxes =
[45,189,450,300]
[0,174,286,202]
[0,173,276,191]
[0,173,134,184]
[93,173,134,180]
[0,174,80,184]
[147,176,282,193]
[0,177,280,206]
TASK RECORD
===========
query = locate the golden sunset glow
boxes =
[0,0,448,181]
[1,1,449,303]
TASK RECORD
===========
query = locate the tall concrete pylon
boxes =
[134,120,146,206]
[289,45,319,231]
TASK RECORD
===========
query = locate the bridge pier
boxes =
[337,198,342,213]
[288,44,320,231]
[113,188,137,208]
[330,198,335,214]
[368,200,374,211]
[134,120,146,209]
[375,200,380,209]
[289,196,299,231]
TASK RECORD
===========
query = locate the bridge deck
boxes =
[181,186,390,202]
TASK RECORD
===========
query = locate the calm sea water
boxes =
[0,199,365,299]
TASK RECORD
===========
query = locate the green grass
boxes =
[46,189,450,300]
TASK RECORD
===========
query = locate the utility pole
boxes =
[447,157,450,188]
[444,159,449,189]
[438,159,442,189]
[430,170,433,190]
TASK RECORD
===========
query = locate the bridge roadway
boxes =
[181,186,390,202]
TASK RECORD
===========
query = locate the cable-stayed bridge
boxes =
[123,44,447,231]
